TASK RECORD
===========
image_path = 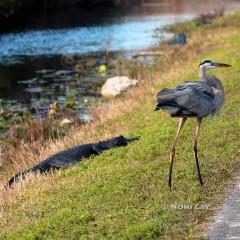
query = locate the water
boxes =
[0,14,193,64]
[0,0,239,123]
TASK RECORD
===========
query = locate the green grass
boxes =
[164,19,199,34]
[2,13,240,239]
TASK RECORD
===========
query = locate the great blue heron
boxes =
[154,60,231,188]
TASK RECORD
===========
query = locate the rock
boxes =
[101,76,138,98]
[60,118,73,127]
[168,32,187,45]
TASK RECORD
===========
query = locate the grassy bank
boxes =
[1,12,240,239]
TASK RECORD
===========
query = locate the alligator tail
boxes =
[4,169,32,190]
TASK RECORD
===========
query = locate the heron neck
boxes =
[198,66,224,112]
[198,66,207,80]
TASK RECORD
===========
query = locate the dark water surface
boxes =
[0,0,239,121]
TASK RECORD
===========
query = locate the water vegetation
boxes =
[1,10,240,239]
[0,53,115,145]
[0,49,149,148]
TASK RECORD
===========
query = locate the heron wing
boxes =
[178,81,214,98]
[156,81,215,117]
[175,83,215,117]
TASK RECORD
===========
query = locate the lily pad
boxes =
[66,87,79,97]
[98,64,107,73]
[25,87,43,93]
[18,78,37,84]
[0,118,8,129]
[35,69,55,75]
[55,70,77,76]
[64,96,76,109]
[57,96,67,104]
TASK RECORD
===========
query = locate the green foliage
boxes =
[163,10,240,34]
[211,11,240,28]
[164,20,199,33]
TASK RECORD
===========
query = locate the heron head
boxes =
[199,60,231,70]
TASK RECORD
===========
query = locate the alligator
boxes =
[5,135,140,189]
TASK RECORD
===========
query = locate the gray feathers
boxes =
[155,81,217,117]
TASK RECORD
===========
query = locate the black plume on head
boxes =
[199,59,212,67]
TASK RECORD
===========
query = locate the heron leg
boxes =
[169,117,187,189]
[194,117,203,186]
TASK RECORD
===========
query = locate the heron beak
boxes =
[215,62,231,68]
